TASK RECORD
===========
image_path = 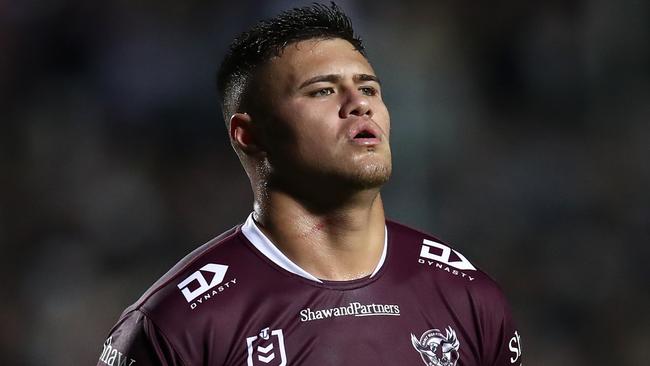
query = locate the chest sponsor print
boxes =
[299,301,400,322]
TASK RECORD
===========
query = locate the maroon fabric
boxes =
[97,220,522,366]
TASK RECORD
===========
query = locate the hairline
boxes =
[222,36,367,127]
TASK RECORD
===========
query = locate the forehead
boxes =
[263,38,375,87]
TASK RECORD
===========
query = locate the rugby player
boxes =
[97,3,522,365]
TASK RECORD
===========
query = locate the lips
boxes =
[347,121,382,146]
[355,130,375,138]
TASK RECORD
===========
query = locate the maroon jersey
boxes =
[97,215,523,366]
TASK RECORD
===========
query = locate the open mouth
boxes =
[347,122,382,146]
[349,126,381,146]
[354,130,376,139]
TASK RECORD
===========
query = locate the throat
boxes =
[252,193,387,281]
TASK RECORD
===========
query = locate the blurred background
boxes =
[1,0,648,364]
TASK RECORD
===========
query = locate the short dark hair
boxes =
[216,2,365,124]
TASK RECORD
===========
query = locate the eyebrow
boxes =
[298,73,381,89]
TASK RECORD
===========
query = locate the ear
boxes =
[229,112,263,154]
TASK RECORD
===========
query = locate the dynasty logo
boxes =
[177,263,237,309]
[417,239,476,281]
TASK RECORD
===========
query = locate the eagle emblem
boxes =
[411,326,460,366]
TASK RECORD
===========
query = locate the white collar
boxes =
[241,213,387,283]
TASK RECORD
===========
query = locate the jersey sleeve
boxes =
[480,283,523,366]
[96,310,185,366]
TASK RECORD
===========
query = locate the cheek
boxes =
[295,122,339,151]
[375,104,391,136]
[274,102,338,147]
[293,100,338,127]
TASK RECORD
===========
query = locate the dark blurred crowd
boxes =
[1,1,648,365]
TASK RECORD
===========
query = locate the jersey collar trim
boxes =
[241,213,388,283]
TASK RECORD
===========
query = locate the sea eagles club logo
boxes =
[411,326,460,366]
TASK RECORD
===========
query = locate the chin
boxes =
[346,162,392,190]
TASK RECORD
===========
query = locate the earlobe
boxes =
[230,113,262,154]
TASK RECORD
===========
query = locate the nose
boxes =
[339,89,373,119]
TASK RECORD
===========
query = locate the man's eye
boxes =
[360,86,377,96]
[311,88,334,97]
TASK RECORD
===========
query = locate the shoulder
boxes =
[386,219,507,298]
[101,223,264,364]
[98,309,185,366]
[121,224,249,319]
[387,219,514,326]
[386,220,521,361]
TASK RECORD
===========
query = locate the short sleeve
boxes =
[96,310,185,366]
[482,286,523,366]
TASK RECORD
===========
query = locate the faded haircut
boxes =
[216,2,365,126]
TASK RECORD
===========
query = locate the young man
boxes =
[98,4,522,366]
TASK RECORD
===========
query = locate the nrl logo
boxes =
[411,326,460,366]
[246,327,287,366]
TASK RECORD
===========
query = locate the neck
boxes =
[252,187,386,281]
